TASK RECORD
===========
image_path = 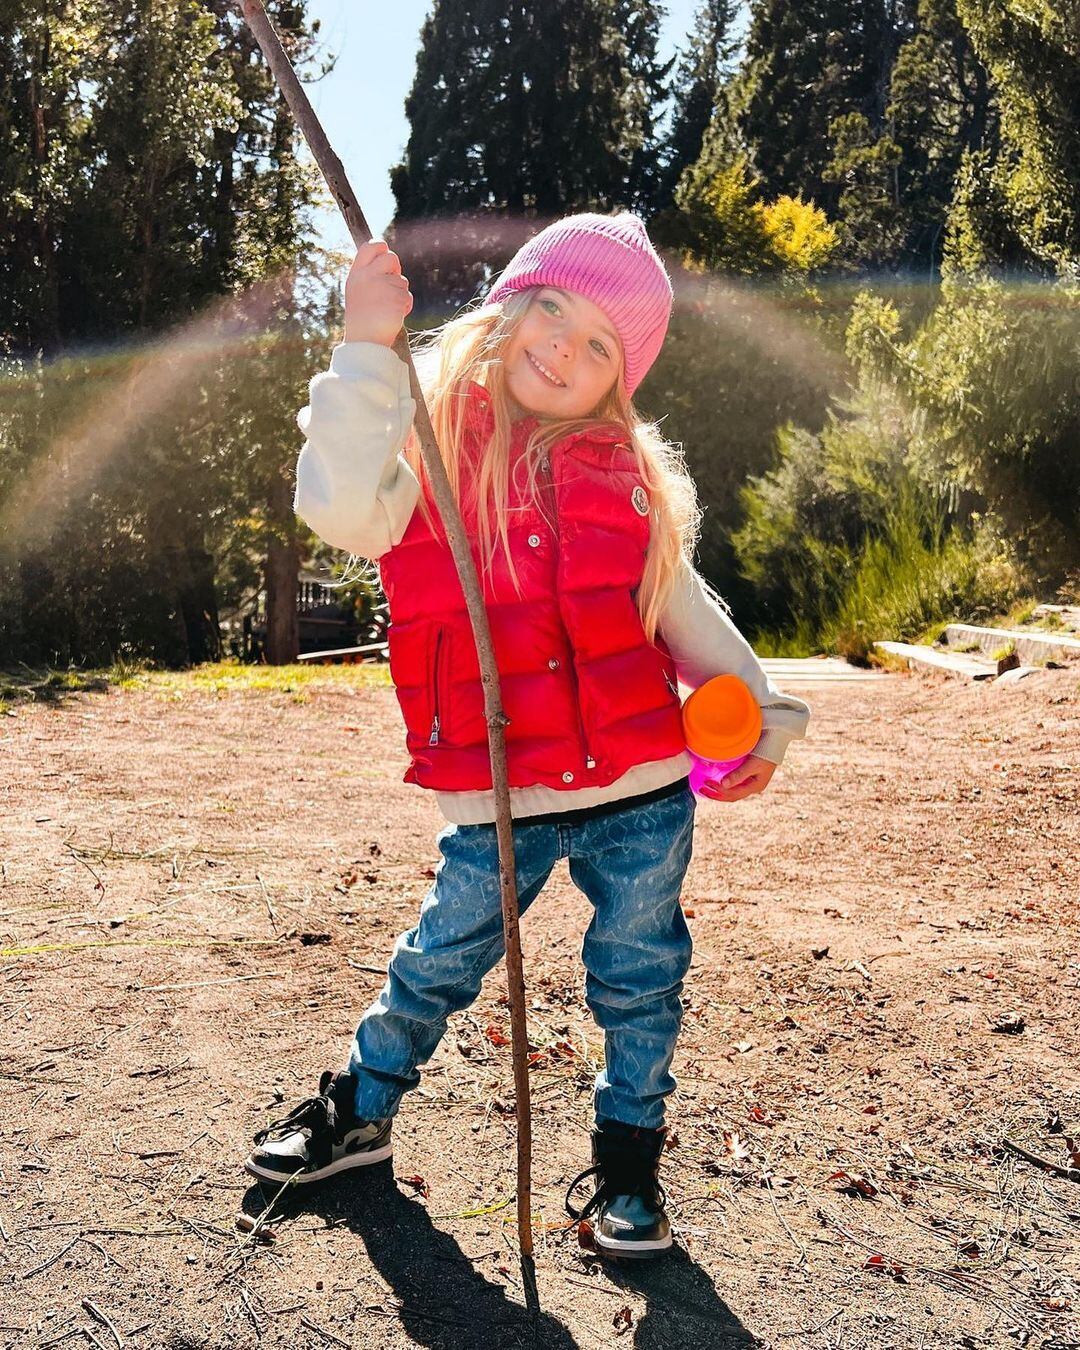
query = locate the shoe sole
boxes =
[244,1141,394,1185]
[593,1231,673,1258]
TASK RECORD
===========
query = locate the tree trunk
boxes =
[27,36,61,353]
[264,464,299,665]
[180,534,224,664]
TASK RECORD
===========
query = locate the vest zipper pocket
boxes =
[429,629,445,746]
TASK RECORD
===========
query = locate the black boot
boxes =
[565,1119,671,1258]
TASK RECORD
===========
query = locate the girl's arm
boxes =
[657,559,811,766]
[293,342,420,560]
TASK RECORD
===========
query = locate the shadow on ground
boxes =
[604,1246,761,1349]
[241,1171,758,1348]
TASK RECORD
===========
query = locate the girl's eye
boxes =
[590,339,609,358]
[540,298,561,315]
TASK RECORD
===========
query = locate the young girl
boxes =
[245,212,811,1259]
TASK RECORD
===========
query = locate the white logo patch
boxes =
[631,485,649,516]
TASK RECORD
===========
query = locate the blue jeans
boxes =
[349,783,696,1130]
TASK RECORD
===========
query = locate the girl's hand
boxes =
[344,239,414,347]
[699,754,776,802]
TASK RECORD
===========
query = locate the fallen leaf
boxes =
[613,1306,634,1335]
[723,1130,751,1163]
[398,1173,430,1197]
[828,1168,878,1198]
[484,1024,510,1047]
[236,1215,276,1243]
[864,1252,905,1279]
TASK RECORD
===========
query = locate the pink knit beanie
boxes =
[486,211,673,397]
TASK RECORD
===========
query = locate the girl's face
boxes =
[502,287,623,420]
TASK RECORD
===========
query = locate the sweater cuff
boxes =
[751,725,798,766]
[329,340,410,384]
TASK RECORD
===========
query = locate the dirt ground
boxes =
[2,661,1079,1350]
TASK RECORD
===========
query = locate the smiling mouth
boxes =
[525,350,567,388]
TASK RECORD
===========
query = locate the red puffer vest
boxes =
[377,381,686,792]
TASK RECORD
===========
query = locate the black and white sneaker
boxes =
[565,1120,672,1258]
[244,1069,393,1185]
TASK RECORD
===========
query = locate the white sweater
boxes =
[294,341,811,824]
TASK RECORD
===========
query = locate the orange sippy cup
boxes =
[681,674,762,800]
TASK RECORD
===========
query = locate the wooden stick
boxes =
[1001,1137,1080,1182]
[237,0,534,1256]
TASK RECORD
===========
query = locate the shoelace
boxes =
[564,1161,667,1223]
[252,1090,338,1149]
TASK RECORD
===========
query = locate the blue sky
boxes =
[302,1,745,254]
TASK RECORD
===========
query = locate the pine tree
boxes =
[880,0,993,275]
[389,0,670,309]
[0,0,321,668]
[821,0,994,276]
[659,0,740,205]
[0,0,101,355]
[728,0,915,214]
[945,0,1079,278]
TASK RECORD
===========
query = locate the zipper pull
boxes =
[664,673,678,695]
[429,716,440,746]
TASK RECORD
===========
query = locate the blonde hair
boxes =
[391,288,706,642]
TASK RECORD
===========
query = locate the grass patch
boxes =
[989,597,1070,632]
[751,488,1025,663]
[134,659,392,699]
[867,647,911,674]
[0,656,392,708]
[913,618,952,647]
[748,618,820,659]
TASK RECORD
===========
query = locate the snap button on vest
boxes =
[562,771,575,783]
[527,534,541,547]
[548,657,560,670]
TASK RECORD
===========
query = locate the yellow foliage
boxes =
[760,195,840,272]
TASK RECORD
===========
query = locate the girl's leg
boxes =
[566,785,696,1130]
[349,819,558,1121]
